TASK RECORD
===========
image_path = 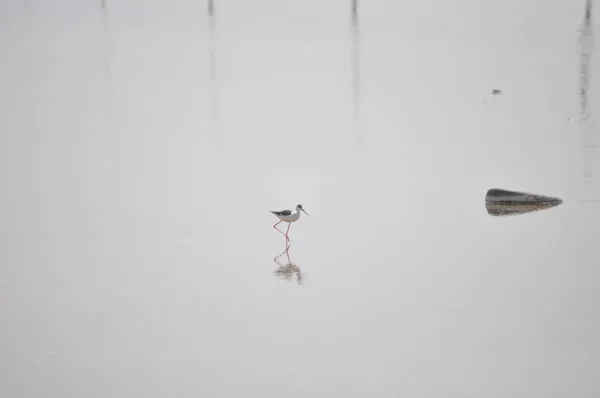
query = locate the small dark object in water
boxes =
[485,188,563,216]
[483,89,502,106]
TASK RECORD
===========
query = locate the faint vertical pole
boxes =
[208,0,220,148]
[578,0,595,196]
[23,0,32,136]
[101,0,112,120]
[101,0,112,95]
[579,0,592,118]
[351,0,364,177]
[101,0,116,169]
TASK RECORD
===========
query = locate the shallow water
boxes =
[1,0,599,397]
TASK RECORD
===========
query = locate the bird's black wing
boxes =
[271,210,292,216]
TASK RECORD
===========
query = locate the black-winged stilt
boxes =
[270,204,309,252]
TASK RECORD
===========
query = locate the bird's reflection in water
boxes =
[273,251,303,285]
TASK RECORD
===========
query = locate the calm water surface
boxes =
[1,0,599,397]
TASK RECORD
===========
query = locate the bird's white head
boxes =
[296,204,309,216]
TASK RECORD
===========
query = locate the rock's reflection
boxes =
[273,252,303,285]
[485,202,562,217]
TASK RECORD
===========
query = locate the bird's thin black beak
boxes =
[302,209,309,216]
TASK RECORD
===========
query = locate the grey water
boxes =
[1,0,599,397]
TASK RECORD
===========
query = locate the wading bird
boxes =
[270,204,308,251]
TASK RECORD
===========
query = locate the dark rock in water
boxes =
[485,188,563,217]
[485,188,563,204]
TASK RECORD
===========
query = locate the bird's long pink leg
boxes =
[273,220,293,254]
[273,221,287,238]
[285,223,291,251]
[274,221,291,249]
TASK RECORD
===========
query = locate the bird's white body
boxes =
[275,210,302,223]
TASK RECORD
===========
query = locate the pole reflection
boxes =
[208,0,220,148]
[579,0,595,196]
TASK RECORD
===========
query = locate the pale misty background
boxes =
[0,0,599,397]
